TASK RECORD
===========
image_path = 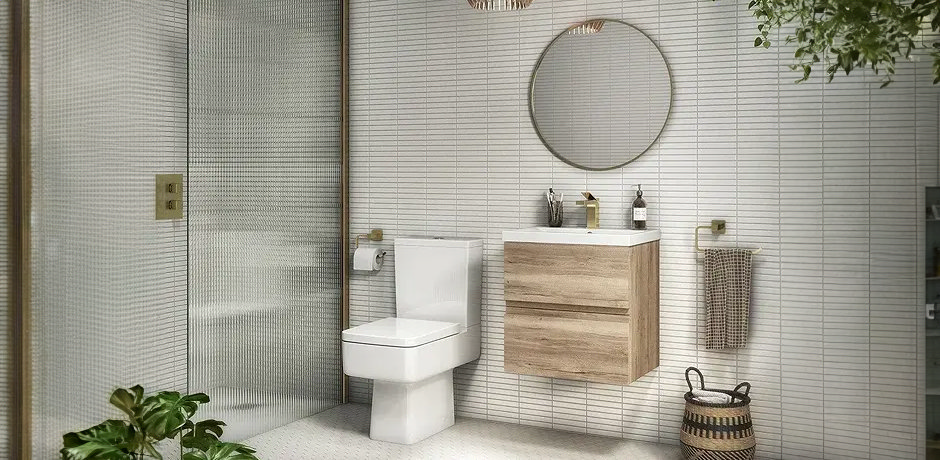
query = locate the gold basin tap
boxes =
[575,192,600,229]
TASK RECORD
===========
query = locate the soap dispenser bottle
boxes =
[632,185,647,230]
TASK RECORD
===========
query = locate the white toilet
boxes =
[342,236,482,444]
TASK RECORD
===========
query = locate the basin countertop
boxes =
[502,227,661,246]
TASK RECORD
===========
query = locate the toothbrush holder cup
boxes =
[547,200,563,227]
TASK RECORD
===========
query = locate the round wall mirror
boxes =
[529,19,672,171]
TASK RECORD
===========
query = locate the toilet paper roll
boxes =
[353,247,385,271]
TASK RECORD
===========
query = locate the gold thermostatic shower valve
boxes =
[155,174,183,220]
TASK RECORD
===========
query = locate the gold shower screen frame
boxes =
[11,0,32,456]
[341,0,351,404]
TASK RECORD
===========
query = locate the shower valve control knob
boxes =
[155,174,184,220]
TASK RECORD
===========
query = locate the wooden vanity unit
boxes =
[503,240,659,385]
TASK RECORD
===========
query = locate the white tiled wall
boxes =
[348,1,940,459]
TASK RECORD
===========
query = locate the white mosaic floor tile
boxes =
[245,404,680,459]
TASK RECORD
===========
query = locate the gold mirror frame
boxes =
[528,19,673,171]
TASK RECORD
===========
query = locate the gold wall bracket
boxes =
[694,220,727,253]
[355,228,383,248]
[694,219,762,254]
[155,174,183,220]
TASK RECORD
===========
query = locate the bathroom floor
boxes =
[201,386,331,441]
[244,403,680,459]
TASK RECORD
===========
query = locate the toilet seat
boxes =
[342,317,460,348]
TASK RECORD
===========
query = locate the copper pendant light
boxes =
[467,0,533,12]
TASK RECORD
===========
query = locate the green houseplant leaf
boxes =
[63,385,258,460]
[181,442,258,460]
[714,0,940,86]
[180,420,227,452]
[61,420,136,460]
[139,391,210,440]
[109,386,144,421]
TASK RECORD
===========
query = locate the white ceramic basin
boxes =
[502,227,661,246]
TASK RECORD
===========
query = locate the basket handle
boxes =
[685,367,705,392]
[733,381,751,398]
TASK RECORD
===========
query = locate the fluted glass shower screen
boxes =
[26,0,343,454]
[28,2,190,456]
[188,0,344,440]
[0,0,10,453]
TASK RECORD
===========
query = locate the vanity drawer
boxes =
[504,306,633,384]
[503,241,655,312]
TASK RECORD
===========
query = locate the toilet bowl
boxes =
[342,237,482,444]
[343,318,481,444]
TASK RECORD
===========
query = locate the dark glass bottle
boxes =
[632,185,647,230]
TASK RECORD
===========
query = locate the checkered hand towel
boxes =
[704,248,753,350]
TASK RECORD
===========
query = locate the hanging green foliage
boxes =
[717,0,940,87]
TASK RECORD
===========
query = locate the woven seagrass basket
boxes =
[680,367,755,460]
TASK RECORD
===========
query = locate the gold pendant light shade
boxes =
[467,0,533,11]
[567,19,606,35]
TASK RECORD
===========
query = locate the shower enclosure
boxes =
[23,0,346,456]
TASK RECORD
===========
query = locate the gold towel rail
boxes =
[694,220,761,254]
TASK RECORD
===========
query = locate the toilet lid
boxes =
[342,317,460,348]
